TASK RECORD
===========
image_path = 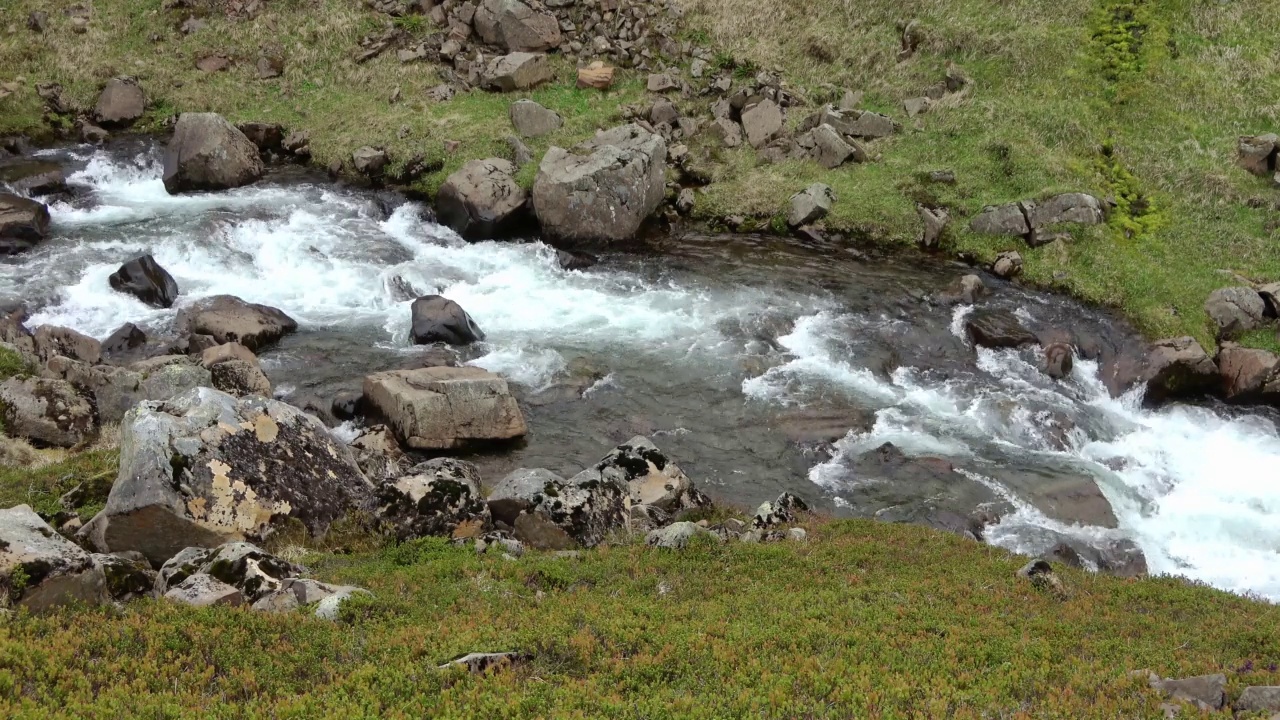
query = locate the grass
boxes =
[3,523,1280,717]
[0,448,118,519]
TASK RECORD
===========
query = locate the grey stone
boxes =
[574,436,709,514]
[917,204,948,248]
[1238,134,1278,177]
[1236,686,1280,713]
[904,97,931,118]
[376,458,491,540]
[436,159,528,239]
[487,468,565,526]
[964,309,1039,349]
[992,251,1023,278]
[495,466,628,549]
[675,188,695,214]
[482,53,554,92]
[33,324,101,364]
[646,521,718,549]
[808,124,860,169]
[93,77,146,128]
[1142,337,1219,404]
[509,99,562,138]
[788,527,807,542]
[741,98,783,149]
[787,183,835,227]
[92,552,156,602]
[0,376,95,447]
[706,117,743,148]
[210,359,272,397]
[0,192,51,254]
[439,651,530,673]
[1028,193,1104,229]
[410,295,485,345]
[351,146,389,175]
[163,113,264,194]
[157,541,300,603]
[1153,674,1225,711]
[109,254,179,309]
[473,0,561,52]
[971,203,1030,236]
[163,573,243,607]
[1204,286,1266,339]
[846,111,895,138]
[362,366,527,450]
[1,505,107,612]
[753,492,809,528]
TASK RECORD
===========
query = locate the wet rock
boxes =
[0,160,68,196]
[1,505,107,612]
[79,121,109,144]
[174,295,298,351]
[93,77,146,128]
[101,323,148,362]
[509,99,562,138]
[917,204,948,248]
[351,146,389,175]
[235,122,285,154]
[935,274,986,305]
[788,183,834,227]
[163,573,243,607]
[0,377,95,447]
[971,202,1030,236]
[33,325,101,364]
[1235,686,1280,713]
[436,159,528,240]
[376,458,491,540]
[108,254,180,309]
[575,436,710,514]
[282,130,311,158]
[482,52,554,92]
[533,124,666,243]
[556,249,597,271]
[1152,674,1225,711]
[775,407,874,446]
[753,492,809,529]
[79,389,373,565]
[0,192,51,254]
[646,521,718,549]
[410,295,485,345]
[1216,344,1280,401]
[474,0,561,52]
[992,251,1023,278]
[964,309,1038,349]
[362,366,527,450]
[1204,286,1266,339]
[440,652,530,673]
[93,552,157,602]
[741,99,784,149]
[1042,342,1074,380]
[1031,476,1117,528]
[1238,134,1278,177]
[163,113,265,194]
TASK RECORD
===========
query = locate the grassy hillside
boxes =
[1,0,1278,342]
[4,522,1280,718]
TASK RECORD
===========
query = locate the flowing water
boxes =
[4,141,1280,599]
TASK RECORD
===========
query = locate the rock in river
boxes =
[362,366,527,450]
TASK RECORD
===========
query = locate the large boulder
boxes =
[1204,286,1266,339]
[964,310,1039,349]
[436,159,529,240]
[93,77,146,128]
[0,192,51,254]
[33,324,101,364]
[376,458,492,540]
[486,467,627,549]
[1027,193,1104,229]
[108,254,180,309]
[1,505,107,612]
[532,124,666,243]
[788,183,834,227]
[156,542,300,603]
[741,99,784,149]
[79,388,374,565]
[474,0,562,52]
[410,295,485,345]
[174,295,298,351]
[970,202,1030,236]
[482,52,554,92]
[162,113,265,194]
[1216,344,1280,401]
[509,99,563,138]
[0,160,68,196]
[362,366,527,450]
[573,436,710,514]
[1141,336,1219,404]
[0,376,95,447]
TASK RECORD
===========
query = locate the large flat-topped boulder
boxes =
[362,366,527,450]
[174,295,298,351]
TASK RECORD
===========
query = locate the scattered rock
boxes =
[78,121,109,144]
[0,377,95,447]
[753,492,809,529]
[1,505,106,612]
[109,254,179,309]
[209,358,272,397]
[787,183,834,228]
[252,577,369,618]
[27,11,48,33]
[846,111,895,139]
[482,52,554,92]
[904,97,932,118]
[486,468,566,526]
[0,193,51,254]
[992,251,1023,278]
[93,77,146,128]
[1235,686,1280,714]
[971,202,1030,236]
[351,146,389,175]
[474,0,561,52]
[174,295,297,351]
[1016,558,1066,597]
[439,651,530,673]
[964,309,1038,349]
[1152,674,1226,712]
[646,521,718,549]
[509,99,562,138]
[282,130,311,158]
[376,458,491,540]
[362,366,527,450]
[163,573,243,607]
[647,73,678,93]
[788,527,808,542]
[410,295,485,345]
[163,113,265,194]
[808,124,861,169]
[1204,286,1266,339]
[256,55,284,79]
[917,204,948,248]
[577,61,614,90]
[196,54,232,73]
[101,322,148,362]
[675,188,695,214]
[533,124,667,243]
[436,158,529,240]
[235,122,284,154]
[1028,193,1105,229]
[741,98,783,149]
[506,135,534,167]
[556,249,596,270]
[706,117,743,148]
[79,389,373,565]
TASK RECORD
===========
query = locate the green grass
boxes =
[4,522,1280,717]
[0,347,33,384]
[0,449,117,518]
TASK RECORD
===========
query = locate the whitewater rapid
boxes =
[6,143,1280,600]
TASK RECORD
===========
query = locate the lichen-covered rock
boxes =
[1,505,107,612]
[174,295,298,351]
[646,521,719,549]
[487,467,627,549]
[163,113,264,194]
[251,577,370,619]
[45,355,211,425]
[80,388,373,565]
[362,366,527,450]
[209,358,272,397]
[753,492,810,529]
[0,376,95,447]
[576,436,710,514]
[349,424,408,482]
[157,542,300,603]
[376,458,491,540]
[92,552,156,602]
[163,573,243,607]
[487,468,564,526]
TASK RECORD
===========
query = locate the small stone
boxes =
[788,527,807,542]
[904,96,932,118]
[992,251,1023,278]
[675,188,695,214]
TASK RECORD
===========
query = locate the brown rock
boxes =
[1216,344,1280,401]
[473,0,562,52]
[93,77,146,128]
[362,366,528,450]
[174,295,297,351]
[577,61,614,90]
[436,158,528,240]
[1142,336,1219,404]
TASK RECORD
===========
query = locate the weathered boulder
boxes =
[163,113,265,194]
[487,467,627,549]
[376,458,491,540]
[93,77,146,128]
[753,492,809,529]
[1238,134,1278,177]
[1216,344,1280,401]
[482,53,554,92]
[210,359,272,397]
[474,0,561,52]
[1235,686,1280,714]
[0,160,68,196]
[787,183,834,227]
[101,323,148,362]
[646,521,719,549]
[576,61,614,90]
[706,117,743,148]
[362,366,527,450]
[58,356,211,425]
[1,505,107,612]
[992,251,1023,278]
[1027,193,1104,229]
[436,159,528,240]
[486,468,564,526]
[741,99,784,149]
[33,324,101,364]
[533,124,666,243]
[0,377,95,447]
[846,111,896,138]
[917,204,949,248]
[1152,674,1225,711]
[174,295,298,351]
[935,274,986,305]
[964,310,1039,349]
[93,552,156,602]
[163,573,243,607]
[410,295,485,345]
[235,122,285,154]
[575,436,709,514]
[157,542,300,603]
[1204,286,1266,339]
[1141,336,1218,404]
[0,192,51,254]
[349,424,408,482]
[808,124,860,169]
[509,99,562,138]
[79,389,373,565]
[971,202,1030,236]
[108,254,180,309]
[351,146,388,175]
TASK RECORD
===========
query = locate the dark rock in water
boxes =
[108,254,180,309]
[0,160,68,196]
[964,309,1038,349]
[776,407,874,446]
[163,113,265,194]
[0,192,51,254]
[101,322,148,362]
[436,158,529,240]
[1141,336,1219,404]
[174,295,298,351]
[556,249,597,271]
[1042,342,1073,380]
[410,295,485,345]
[331,390,363,420]
[386,275,420,302]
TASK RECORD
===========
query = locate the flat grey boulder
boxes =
[163,113,264,194]
[163,573,243,607]
[482,52,554,92]
[80,388,373,565]
[532,124,667,243]
[646,521,719,549]
[1235,686,1280,713]
[474,0,561,52]
[157,541,300,603]
[788,183,834,227]
[1152,673,1225,711]
[1027,192,1104,228]
[1204,286,1266,339]
[509,99,562,138]
[741,99,783,149]
[174,295,298,351]
[964,309,1039,349]
[376,458,492,540]
[436,159,528,240]
[970,202,1030,236]
[0,376,95,447]
[0,192,51,254]
[362,366,527,450]
[1,505,107,612]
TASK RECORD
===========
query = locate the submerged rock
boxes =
[410,295,485,345]
[964,309,1038,349]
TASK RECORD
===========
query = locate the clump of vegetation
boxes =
[0,449,118,518]
[0,347,34,384]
